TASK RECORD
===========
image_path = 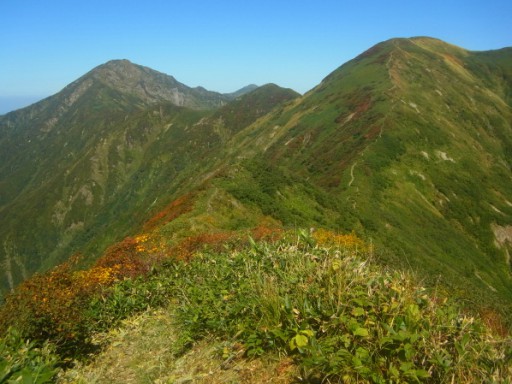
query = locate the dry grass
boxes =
[58,308,299,384]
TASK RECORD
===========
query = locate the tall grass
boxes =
[159,230,512,382]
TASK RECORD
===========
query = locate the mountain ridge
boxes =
[0,59,261,118]
[198,36,512,307]
[1,37,512,314]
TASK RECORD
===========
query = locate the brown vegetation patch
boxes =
[479,307,509,337]
[364,124,383,140]
[170,232,237,261]
[443,53,464,67]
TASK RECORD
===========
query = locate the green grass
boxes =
[5,230,508,383]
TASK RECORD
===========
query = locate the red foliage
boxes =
[170,232,236,261]
[0,256,95,347]
[143,193,195,231]
[479,308,509,337]
[250,225,284,242]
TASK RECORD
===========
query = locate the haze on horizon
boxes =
[1,0,511,114]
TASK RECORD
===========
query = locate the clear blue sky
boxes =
[1,0,511,114]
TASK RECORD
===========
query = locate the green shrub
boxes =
[0,327,59,383]
[1,229,510,383]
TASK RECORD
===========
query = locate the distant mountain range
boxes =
[1,37,512,315]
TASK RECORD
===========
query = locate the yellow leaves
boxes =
[134,232,168,255]
[135,233,150,252]
[74,265,119,288]
[134,234,150,243]
[312,229,368,253]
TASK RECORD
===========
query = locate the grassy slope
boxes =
[344,38,512,306]
[194,37,512,311]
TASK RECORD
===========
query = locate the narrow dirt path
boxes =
[348,162,357,187]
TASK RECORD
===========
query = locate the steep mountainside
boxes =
[1,37,512,314]
[0,61,298,294]
[207,37,512,307]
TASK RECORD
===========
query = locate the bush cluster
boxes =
[0,234,163,358]
[161,231,512,382]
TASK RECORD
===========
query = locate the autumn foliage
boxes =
[312,228,370,253]
[143,193,195,231]
[0,225,287,356]
[170,232,237,261]
[0,257,94,355]
[0,233,168,355]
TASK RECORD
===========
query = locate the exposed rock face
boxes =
[492,224,512,266]
[71,59,229,109]
[493,224,512,246]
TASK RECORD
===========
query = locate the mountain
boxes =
[2,36,512,381]
[217,36,512,307]
[224,84,259,99]
[145,37,512,309]
[0,61,298,294]
[1,37,512,317]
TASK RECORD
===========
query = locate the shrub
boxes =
[2,228,510,382]
[0,235,164,357]
[0,258,93,356]
[0,327,59,383]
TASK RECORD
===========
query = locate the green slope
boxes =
[189,37,512,310]
[0,60,298,295]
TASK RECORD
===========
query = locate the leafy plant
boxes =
[1,228,511,382]
[0,327,58,383]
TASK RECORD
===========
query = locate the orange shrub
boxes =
[170,232,239,261]
[94,236,154,279]
[0,258,92,353]
[251,225,284,242]
[143,193,195,231]
[0,235,165,355]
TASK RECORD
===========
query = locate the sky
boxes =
[1,0,511,114]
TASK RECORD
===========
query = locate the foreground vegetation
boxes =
[1,229,511,382]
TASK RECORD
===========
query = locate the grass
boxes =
[5,229,508,383]
[58,308,299,384]
[0,328,58,383]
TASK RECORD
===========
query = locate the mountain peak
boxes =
[85,59,179,97]
[54,59,231,110]
[103,58,134,66]
[225,84,259,99]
